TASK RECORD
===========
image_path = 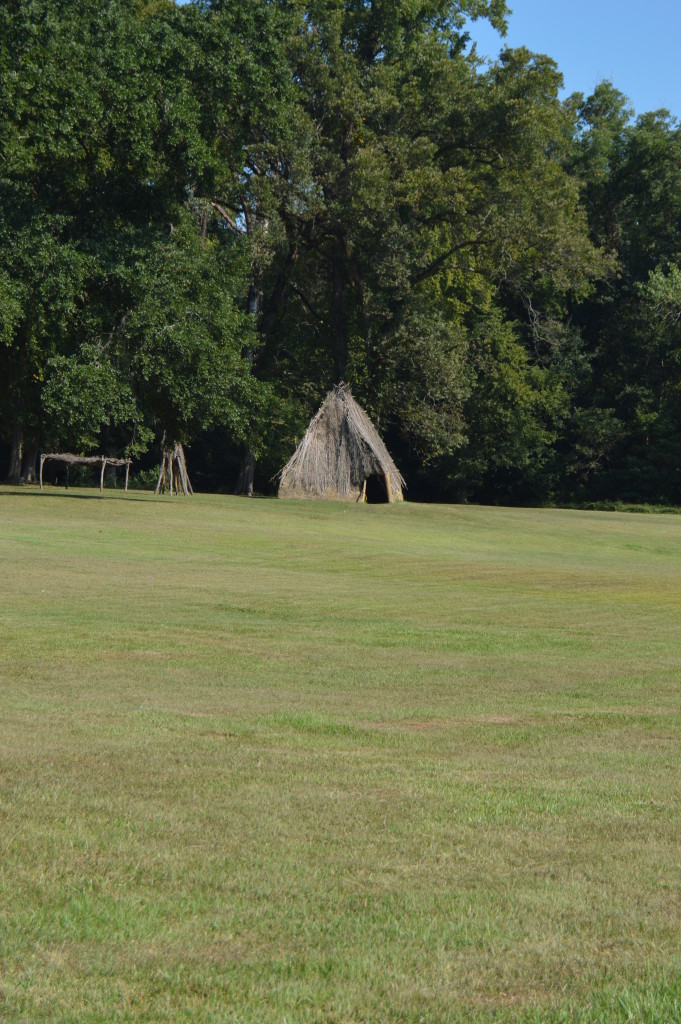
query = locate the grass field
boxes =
[1,486,681,1023]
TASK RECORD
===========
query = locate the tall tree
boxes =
[564,85,681,501]
[189,1,516,480]
[0,0,262,483]
[0,0,173,476]
[248,22,602,496]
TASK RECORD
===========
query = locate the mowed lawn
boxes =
[1,487,681,1024]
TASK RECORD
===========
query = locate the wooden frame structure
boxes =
[154,442,193,496]
[39,453,132,492]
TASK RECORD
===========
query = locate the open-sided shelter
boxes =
[278,385,405,503]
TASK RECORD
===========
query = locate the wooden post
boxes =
[100,457,106,493]
[384,471,393,503]
[39,454,44,490]
[154,456,164,496]
[125,460,130,493]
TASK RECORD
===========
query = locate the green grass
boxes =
[1,486,681,1023]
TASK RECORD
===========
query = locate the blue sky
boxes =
[174,1,680,119]
[465,1,681,118]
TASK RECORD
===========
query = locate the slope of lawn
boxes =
[1,486,680,1023]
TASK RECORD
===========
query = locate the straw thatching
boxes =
[278,385,405,502]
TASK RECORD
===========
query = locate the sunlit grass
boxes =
[1,486,680,1022]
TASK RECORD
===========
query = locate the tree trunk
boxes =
[232,282,262,497]
[20,443,38,484]
[7,418,23,483]
[257,244,298,366]
[332,238,348,382]
[247,282,263,322]
[234,446,255,496]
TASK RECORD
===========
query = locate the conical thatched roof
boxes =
[278,385,405,502]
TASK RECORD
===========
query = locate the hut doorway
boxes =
[364,474,390,503]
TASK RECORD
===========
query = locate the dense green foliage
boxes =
[1,0,680,502]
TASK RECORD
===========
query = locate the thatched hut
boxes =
[278,385,405,503]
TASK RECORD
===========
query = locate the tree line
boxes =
[2,0,680,504]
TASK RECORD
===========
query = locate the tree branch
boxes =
[210,201,245,235]
[410,237,489,286]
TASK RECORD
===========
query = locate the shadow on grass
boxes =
[0,486,156,502]
[1,485,278,503]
